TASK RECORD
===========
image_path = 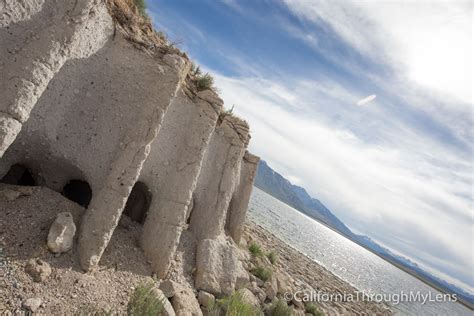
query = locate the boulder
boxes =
[197,291,215,307]
[0,188,21,201]
[239,288,260,308]
[276,271,293,295]
[254,286,267,304]
[22,297,42,312]
[160,279,180,298]
[151,288,175,316]
[235,265,250,290]
[25,259,51,283]
[195,237,245,296]
[47,212,76,253]
[264,276,278,300]
[171,285,202,316]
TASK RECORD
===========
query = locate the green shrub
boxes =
[134,0,147,17]
[127,282,163,316]
[191,64,202,76]
[196,73,214,91]
[251,266,272,282]
[248,243,263,257]
[306,303,324,316]
[208,291,260,316]
[266,251,277,265]
[266,299,292,316]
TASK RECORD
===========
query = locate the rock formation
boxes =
[0,0,259,290]
[140,89,222,278]
[226,151,260,244]
[189,114,250,241]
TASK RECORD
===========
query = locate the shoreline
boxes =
[253,186,473,311]
[243,220,392,315]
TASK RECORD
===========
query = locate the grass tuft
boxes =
[208,291,260,316]
[127,282,163,316]
[266,251,277,265]
[196,73,214,91]
[248,242,263,257]
[251,266,272,282]
[266,299,292,316]
[306,303,324,316]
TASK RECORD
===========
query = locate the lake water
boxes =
[248,187,471,315]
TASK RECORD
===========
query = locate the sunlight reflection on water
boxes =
[248,187,471,315]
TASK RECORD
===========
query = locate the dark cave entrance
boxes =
[62,180,93,208]
[1,164,36,186]
[123,182,152,224]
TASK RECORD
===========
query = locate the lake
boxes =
[248,187,471,315]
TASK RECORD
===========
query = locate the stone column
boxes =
[0,0,112,157]
[77,52,190,271]
[140,89,222,278]
[189,115,250,241]
[226,151,260,243]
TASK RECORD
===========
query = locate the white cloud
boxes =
[282,0,473,105]
[148,0,474,295]
[356,94,376,106]
[213,72,474,293]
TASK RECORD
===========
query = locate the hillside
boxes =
[254,160,353,236]
[254,160,474,308]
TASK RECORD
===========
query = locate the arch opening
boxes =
[1,164,36,186]
[123,182,152,224]
[62,180,92,208]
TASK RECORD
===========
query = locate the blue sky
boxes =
[147,0,473,293]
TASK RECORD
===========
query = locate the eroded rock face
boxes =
[189,115,250,241]
[141,89,222,278]
[0,0,259,280]
[47,212,76,253]
[74,47,189,270]
[0,0,113,157]
[195,237,248,296]
[0,0,45,28]
[226,151,260,244]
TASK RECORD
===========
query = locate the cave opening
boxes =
[62,180,92,208]
[1,164,36,186]
[123,181,152,224]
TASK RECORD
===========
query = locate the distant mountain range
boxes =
[254,160,474,309]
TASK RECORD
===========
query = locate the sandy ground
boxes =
[0,185,154,314]
[0,185,390,314]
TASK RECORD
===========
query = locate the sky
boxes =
[147,0,473,293]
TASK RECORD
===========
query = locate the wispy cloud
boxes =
[148,0,473,294]
[213,71,473,293]
[282,0,473,105]
[356,94,376,106]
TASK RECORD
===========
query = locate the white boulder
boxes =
[47,212,76,253]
